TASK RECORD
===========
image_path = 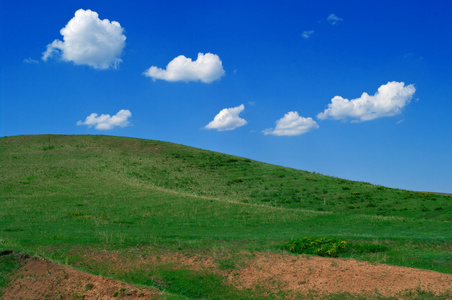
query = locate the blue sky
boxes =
[1,0,451,193]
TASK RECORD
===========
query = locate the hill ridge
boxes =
[1,134,450,221]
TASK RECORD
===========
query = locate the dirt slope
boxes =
[2,251,452,299]
[1,257,161,299]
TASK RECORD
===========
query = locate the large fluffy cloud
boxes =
[317,81,416,122]
[143,53,225,83]
[42,9,126,69]
[77,109,131,130]
[204,104,247,131]
[263,111,319,136]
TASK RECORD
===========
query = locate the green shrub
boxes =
[282,237,348,257]
[283,238,389,258]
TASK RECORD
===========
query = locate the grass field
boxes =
[1,134,451,298]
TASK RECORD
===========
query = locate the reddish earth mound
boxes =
[1,257,161,299]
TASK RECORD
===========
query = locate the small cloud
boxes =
[326,13,343,25]
[263,111,319,136]
[42,9,126,69]
[204,104,247,131]
[396,119,405,125]
[23,58,39,64]
[317,81,416,122]
[143,53,225,83]
[301,30,315,39]
[77,109,131,130]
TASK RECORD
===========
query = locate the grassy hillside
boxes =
[1,134,451,298]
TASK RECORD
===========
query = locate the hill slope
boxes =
[2,134,449,219]
[1,134,451,298]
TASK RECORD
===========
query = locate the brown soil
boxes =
[1,256,161,300]
[2,250,452,299]
[225,253,452,298]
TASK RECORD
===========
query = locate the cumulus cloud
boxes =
[204,104,247,131]
[263,111,319,136]
[143,53,225,83]
[326,13,343,25]
[42,9,126,69]
[317,81,416,122]
[301,30,315,39]
[77,109,131,130]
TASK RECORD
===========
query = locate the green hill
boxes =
[1,134,451,298]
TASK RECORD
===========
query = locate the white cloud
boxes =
[263,111,319,136]
[302,30,315,39]
[143,53,225,83]
[24,58,39,64]
[42,9,126,69]
[204,104,247,131]
[327,14,343,25]
[77,109,131,130]
[317,81,416,122]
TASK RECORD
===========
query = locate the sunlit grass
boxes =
[0,134,451,297]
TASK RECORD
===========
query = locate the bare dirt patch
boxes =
[1,256,161,300]
[225,252,452,298]
[3,250,452,299]
[78,248,452,298]
[135,250,452,298]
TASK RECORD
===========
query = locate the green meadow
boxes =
[1,134,451,298]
